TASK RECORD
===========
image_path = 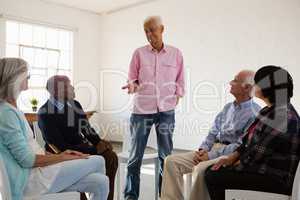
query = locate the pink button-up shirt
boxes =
[128,44,185,114]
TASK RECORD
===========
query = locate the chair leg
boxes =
[154,159,159,200]
[80,193,88,200]
[185,173,192,200]
[116,162,121,200]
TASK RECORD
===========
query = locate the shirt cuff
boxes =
[23,149,36,168]
[199,145,209,152]
[208,150,218,160]
[175,87,184,97]
[128,79,138,84]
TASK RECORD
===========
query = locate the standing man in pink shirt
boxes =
[122,16,185,200]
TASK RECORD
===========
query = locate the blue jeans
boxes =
[124,110,175,200]
[47,155,109,200]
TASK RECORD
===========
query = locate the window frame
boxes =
[2,18,75,111]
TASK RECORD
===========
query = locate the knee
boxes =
[89,155,106,173]
[127,156,142,173]
[194,163,209,177]
[164,155,178,170]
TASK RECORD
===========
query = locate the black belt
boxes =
[215,140,231,145]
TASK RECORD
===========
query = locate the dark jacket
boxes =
[38,99,101,154]
[236,103,300,188]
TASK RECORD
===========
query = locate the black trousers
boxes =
[204,166,292,200]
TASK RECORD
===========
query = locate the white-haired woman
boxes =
[0,58,109,200]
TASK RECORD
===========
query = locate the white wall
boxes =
[98,0,300,150]
[1,0,300,150]
[0,0,104,135]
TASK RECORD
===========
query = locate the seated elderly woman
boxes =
[205,65,300,200]
[0,58,109,200]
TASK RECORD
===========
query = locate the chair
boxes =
[0,156,11,200]
[116,121,160,200]
[0,155,80,200]
[225,162,300,200]
[31,122,81,199]
[32,122,60,153]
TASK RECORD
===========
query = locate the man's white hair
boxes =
[0,58,28,101]
[144,15,163,26]
[239,70,255,97]
[241,70,255,86]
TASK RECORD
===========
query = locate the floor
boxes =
[111,142,189,200]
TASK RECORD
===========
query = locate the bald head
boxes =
[46,75,75,100]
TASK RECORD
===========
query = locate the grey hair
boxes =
[239,70,255,97]
[0,58,28,101]
[144,15,163,26]
[241,70,255,86]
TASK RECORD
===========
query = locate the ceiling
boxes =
[41,0,157,15]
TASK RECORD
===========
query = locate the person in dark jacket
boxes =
[204,66,300,200]
[38,75,118,200]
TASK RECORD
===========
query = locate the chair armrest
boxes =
[48,144,61,154]
[225,190,289,200]
[291,162,300,200]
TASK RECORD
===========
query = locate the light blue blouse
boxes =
[0,101,35,200]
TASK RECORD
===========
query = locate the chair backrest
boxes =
[32,121,46,148]
[0,156,12,200]
[291,162,300,200]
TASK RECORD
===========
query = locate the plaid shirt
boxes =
[236,103,300,187]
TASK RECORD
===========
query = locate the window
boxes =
[5,20,73,111]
